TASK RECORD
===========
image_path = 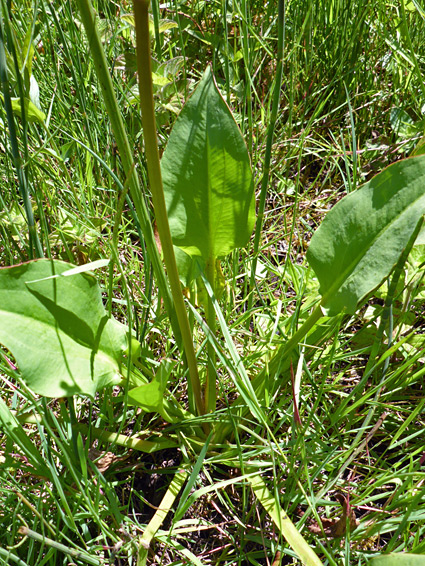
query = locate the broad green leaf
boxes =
[152,72,171,87]
[128,371,167,414]
[307,155,425,316]
[161,66,255,261]
[10,96,46,124]
[0,259,128,398]
[369,554,425,566]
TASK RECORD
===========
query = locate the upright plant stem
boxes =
[133,0,205,417]
[75,0,181,346]
[240,0,252,147]
[247,0,285,314]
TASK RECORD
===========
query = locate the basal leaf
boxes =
[0,259,128,398]
[307,155,425,316]
[161,66,255,262]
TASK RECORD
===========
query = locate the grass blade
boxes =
[248,472,323,566]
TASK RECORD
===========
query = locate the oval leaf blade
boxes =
[307,155,425,316]
[0,259,128,398]
[161,66,255,261]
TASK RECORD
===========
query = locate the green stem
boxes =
[0,5,43,259]
[205,257,217,412]
[74,0,181,346]
[18,527,99,566]
[133,0,205,417]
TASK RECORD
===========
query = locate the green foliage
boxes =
[308,155,425,315]
[1,0,425,564]
[127,359,190,423]
[9,95,45,123]
[370,555,425,566]
[162,66,255,263]
[0,259,128,398]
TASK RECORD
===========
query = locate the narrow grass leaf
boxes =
[173,431,213,523]
[248,472,323,566]
[369,555,425,566]
[0,397,50,478]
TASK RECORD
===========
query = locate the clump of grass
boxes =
[1,0,425,565]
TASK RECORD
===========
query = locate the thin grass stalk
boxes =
[0,4,43,259]
[205,257,217,412]
[172,0,187,99]
[74,0,182,345]
[133,0,205,418]
[344,84,357,191]
[240,0,252,145]
[18,527,99,566]
[150,0,162,60]
[247,0,284,313]
[221,0,230,104]
[400,0,425,102]
[49,2,100,182]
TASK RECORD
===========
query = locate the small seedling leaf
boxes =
[128,360,176,422]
